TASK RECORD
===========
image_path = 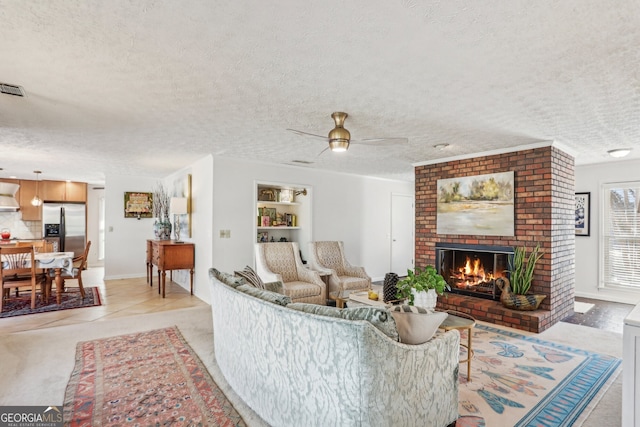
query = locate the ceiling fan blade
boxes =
[317,146,330,157]
[353,137,409,146]
[287,129,327,141]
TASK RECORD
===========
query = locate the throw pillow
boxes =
[210,268,246,288]
[287,303,399,341]
[264,280,284,294]
[237,284,291,306]
[389,305,448,345]
[234,266,266,289]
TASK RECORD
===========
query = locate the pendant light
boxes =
[31,170,42,207]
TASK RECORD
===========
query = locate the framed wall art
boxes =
[437,171,515,236]
[124,192,153,219]
[575,192,591,236]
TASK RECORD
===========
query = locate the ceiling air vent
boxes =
[290,160,314,165]
[0,83,25,97]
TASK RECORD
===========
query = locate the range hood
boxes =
[0,182,20,211]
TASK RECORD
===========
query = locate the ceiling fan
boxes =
[287,112,408,155]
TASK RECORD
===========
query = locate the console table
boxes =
[146,240,195,298]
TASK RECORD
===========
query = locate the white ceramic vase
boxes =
[413,288,438,309]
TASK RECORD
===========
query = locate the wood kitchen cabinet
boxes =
[0,178,86,219]
[18,180,41,220]
[0,178,40,220]
[65,182,87,202]
[41,180,66,201]
[41,180,87,202]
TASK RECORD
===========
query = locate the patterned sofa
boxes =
[209,268,460,427]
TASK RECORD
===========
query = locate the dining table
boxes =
[1,251,75,305]
[36,252,75,304]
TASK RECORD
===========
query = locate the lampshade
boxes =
[170,197,188,215]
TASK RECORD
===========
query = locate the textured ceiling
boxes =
[0,1,639,184]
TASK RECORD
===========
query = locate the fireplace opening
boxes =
[435,243,513,300]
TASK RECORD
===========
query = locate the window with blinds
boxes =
[602,183,640,290]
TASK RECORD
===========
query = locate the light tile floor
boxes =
[0,267,208,334]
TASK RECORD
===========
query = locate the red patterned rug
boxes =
[0,287,101,318]
[63,326,246,426]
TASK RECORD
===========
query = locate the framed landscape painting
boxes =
[575,192,590,236]
[437,171,515,236]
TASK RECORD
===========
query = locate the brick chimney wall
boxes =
[415,145,575,332]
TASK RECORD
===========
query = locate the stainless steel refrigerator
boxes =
[42,202,87,258]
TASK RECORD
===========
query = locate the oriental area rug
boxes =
[456,323,621,427]
[63,326,246,427]
[0,287,101,318]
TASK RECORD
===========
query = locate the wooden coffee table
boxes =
[346,286,389,308]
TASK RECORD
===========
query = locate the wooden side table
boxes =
[329,291,350,308]
[439,310,476,382]
[147,240,195,298]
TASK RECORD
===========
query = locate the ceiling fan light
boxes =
[608,148,631,158]
[328,126,350,141]
[329,139,350,152]
[328,122,351,152]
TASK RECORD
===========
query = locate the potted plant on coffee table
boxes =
[396,265,450,308]
[496,243,546,311]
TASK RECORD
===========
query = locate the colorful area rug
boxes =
[63,326,246,426]
[0,287,101,318]
[457,323,621,427]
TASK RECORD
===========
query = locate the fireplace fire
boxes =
[435,243,513,300]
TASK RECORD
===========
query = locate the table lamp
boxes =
[170,197,188,242]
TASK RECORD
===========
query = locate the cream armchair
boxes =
[254,242,326,305]
[308,241,371,298]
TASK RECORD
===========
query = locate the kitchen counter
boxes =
[0,238,46,246]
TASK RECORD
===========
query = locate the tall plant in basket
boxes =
[497,243,546,311]
[152,183,171,240]
[509,244,543,295]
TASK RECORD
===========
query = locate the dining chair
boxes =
[14,240,52,296]
[16,240,53,253]
[0,246,41,312]
[48,241,91,299]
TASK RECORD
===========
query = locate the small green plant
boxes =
[508,244,543,295]
[396,265,450,305]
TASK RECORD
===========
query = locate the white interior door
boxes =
[391,193,414,275]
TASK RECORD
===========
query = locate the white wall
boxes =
[163,155,214,303]
[103,155,413,303]
[211,157,414,281]
[86,185,104,267]
[104,174,159,280]
[576,159,640,304]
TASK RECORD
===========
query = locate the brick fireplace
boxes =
[436,242,512,301]
[415,144,575,332]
